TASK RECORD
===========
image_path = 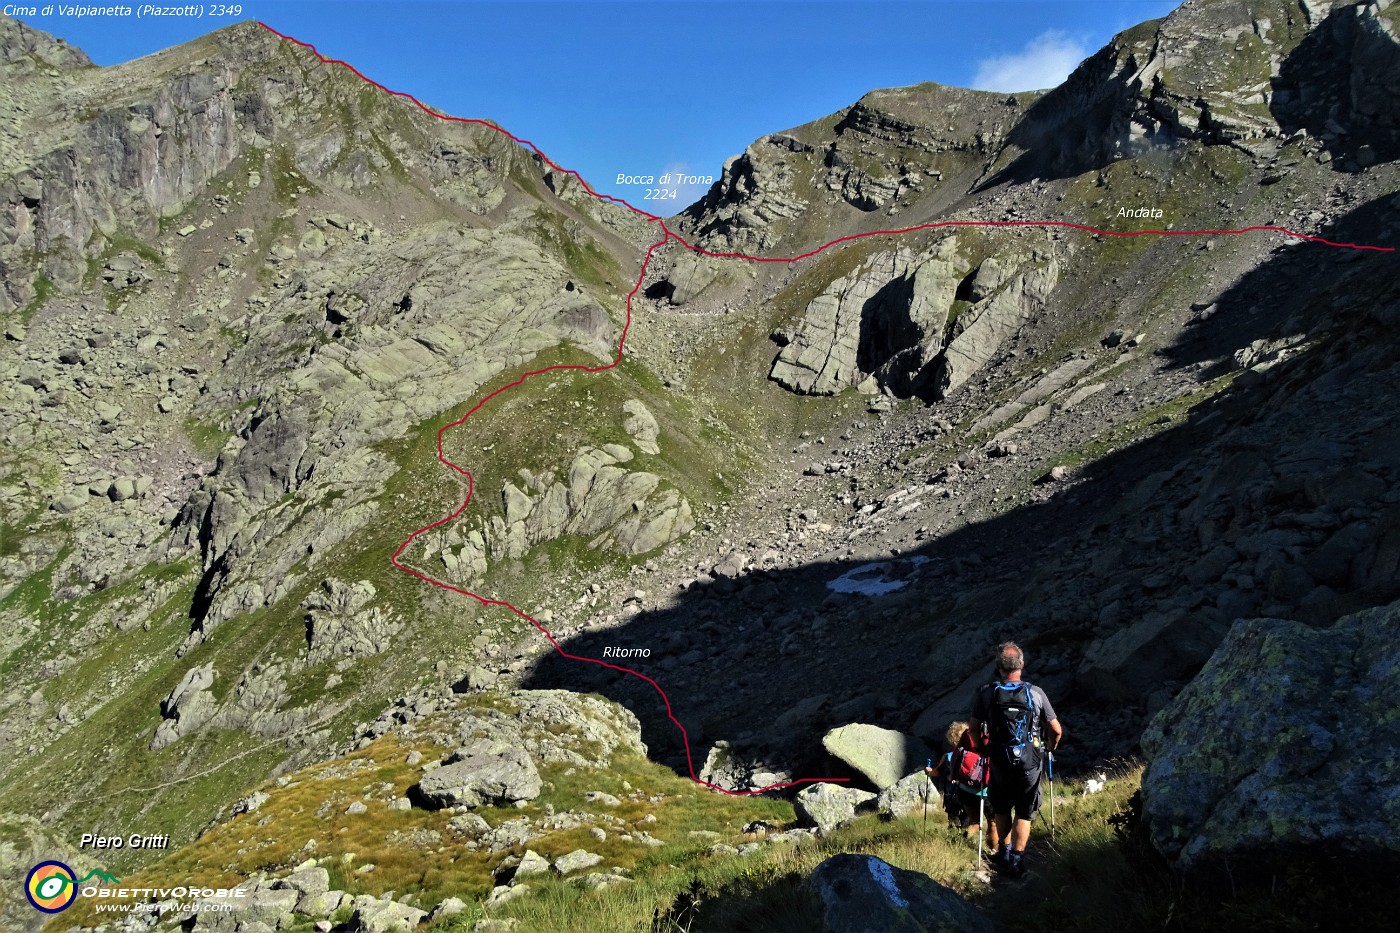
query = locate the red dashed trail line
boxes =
[259,23,1395,797]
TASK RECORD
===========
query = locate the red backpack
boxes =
[950,732,990,791]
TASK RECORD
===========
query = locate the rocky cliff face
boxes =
[1141,599,1400,866]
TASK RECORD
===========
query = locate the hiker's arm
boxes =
[1046,718,1063,751]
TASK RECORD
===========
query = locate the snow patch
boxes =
[827,556,929,596]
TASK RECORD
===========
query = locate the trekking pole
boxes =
[1048,752,1056,839]
[923,758,931,832]
[976,795,985,871]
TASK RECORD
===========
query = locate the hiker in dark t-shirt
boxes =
[969,641,1062,878]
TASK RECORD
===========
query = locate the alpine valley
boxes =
[1,1,1398,931]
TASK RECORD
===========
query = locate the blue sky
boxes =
[21,1,1179,203]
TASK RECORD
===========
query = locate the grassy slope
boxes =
[478,769,1150,933]
[52,692,793,932]
[457,765,1390,933]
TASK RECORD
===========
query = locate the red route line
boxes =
[258,22,1395,797]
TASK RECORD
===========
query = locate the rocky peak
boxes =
[0,13,91,71]
[1020,0,1400,165]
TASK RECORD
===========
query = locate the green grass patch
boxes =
[271,145,321,205]
[17,273,56,324]
[525,207,627,298]
[184,417,232,458]
[68,716,795,930]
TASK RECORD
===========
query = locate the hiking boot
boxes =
[989,849,1012,873]
[1005,855,1028,880]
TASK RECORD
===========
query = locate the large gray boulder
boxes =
[271,865,329,898]
[877,772,938,820]
[1141,600,1400,866]
[622,399,660,454]
[414,739,542,809]
[795,782,877,834]
[807,854,992,933]
[822,723,933,790]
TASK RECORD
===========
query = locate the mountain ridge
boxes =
[1,3,1399,929]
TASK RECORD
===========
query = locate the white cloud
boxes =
[971,30,1088,93]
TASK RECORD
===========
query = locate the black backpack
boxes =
[984,681,1042,771]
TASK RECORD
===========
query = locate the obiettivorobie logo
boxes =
[24,861,247,918]
[24,861,121,913]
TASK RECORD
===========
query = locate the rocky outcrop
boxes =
[807,854,992,933]
[434,442,695,586]
[679,82,1011,256]
[932,250,1058,398]
[414,739,542,809]
[1272,0,1400,165]
[680,141,809,253]
[210,662,312,739]
[384,689,647,773]
[303,578,401,665]
[994,0,1400,182]
[822,723,933,791]
[1141,599,1400,866]
[770,240,963,397]
[768,237,1057,401]
[622,399,661,455]
[150,663,217,750]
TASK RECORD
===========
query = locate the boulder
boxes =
[272,866,329,898]
[622,399,660,454]
[877,772,938,820]
[428,897,466,922]
[447,812,491,835]
[296,890,347,916]
[50,493,85,513]
[795,782,876,834]
[552,849,602,875]
[808,854,992,933]
[1141,600,1400,866]
[238,887,299,926]
[822,723,933,790]
[349,898,427,932]
[485,884,529,907]
[413,739,541,809]
[510,849,551,880]
[150,663,217,750]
